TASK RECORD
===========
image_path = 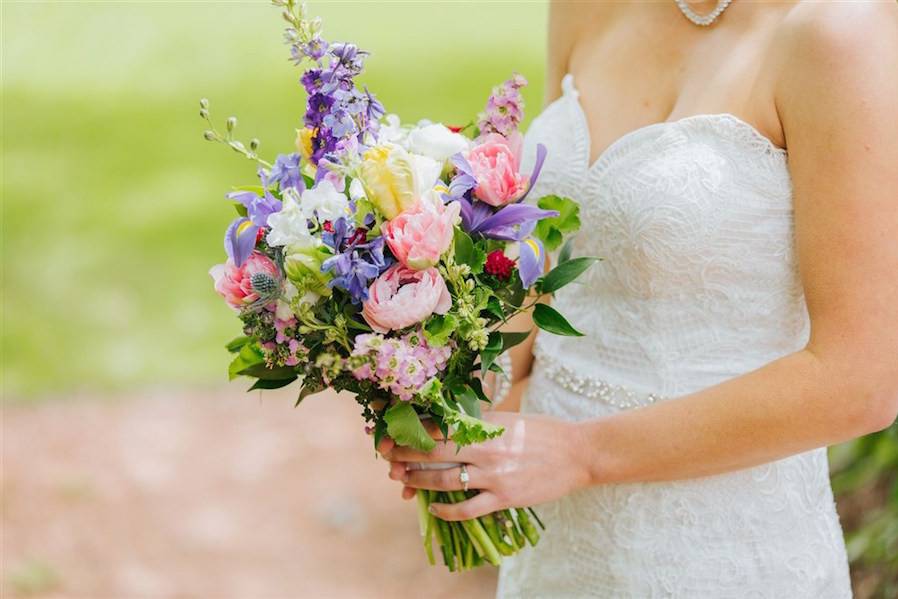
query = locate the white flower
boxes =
[377,114,407,146]
[348,177,367,202]
[408,153,443,199]
[266,188,316,248]
[406,123,469,161]
[300,179,350,222]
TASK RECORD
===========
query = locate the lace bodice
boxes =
[496,74,851,598]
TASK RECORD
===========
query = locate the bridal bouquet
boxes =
[203,1,594,571]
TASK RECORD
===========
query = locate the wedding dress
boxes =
[497,74,852,598]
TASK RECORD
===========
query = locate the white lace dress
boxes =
[496,74,852,598]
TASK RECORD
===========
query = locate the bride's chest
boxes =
[521,89,795,295]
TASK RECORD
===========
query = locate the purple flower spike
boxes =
[474,203,558,241]
[226,189,281,228]
[269,153,304,192]
[225,217,259,267]
[518,237,545,288]
[517,143,547,204]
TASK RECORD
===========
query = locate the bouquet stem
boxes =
[415,488,540,570]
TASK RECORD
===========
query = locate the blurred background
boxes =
[1,1,895,598]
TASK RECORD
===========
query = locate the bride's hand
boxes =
[376,411,592,521]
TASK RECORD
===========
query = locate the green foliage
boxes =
[424,314,458,347]
[453,228,486,274]
[830,425,898,597]
[385,401,437,452]
[537,256,599,295]
[532,303,584,337]
[534,195,581,251]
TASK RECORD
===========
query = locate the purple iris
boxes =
[224,217,259,267]
[517,237,546,288]
[321,218,391,303]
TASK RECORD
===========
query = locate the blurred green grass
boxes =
[1,1,547,399]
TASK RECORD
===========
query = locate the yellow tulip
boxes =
[358,144,418,219]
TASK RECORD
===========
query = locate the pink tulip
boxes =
[362,264,452,333]
[382,196,461,270]
[209,251,280,311]
[465,132,529,207]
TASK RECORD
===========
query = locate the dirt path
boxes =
[2,388,497,599]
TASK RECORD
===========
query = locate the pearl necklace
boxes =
[674,0,734,27]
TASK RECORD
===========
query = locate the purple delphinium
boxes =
[268,153,303,192]
[478,73,528,138]
[321,218,392,303]
[289,32,384,166]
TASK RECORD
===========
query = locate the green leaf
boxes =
[501,331,530,351]
[372,416,388,450]
[538,257,599,294]
[454,385,482,418]
[558,237,576,264]
[233,203,248,217]
[480,331,503,373]
[226,336,251,353]
[239,363,298,380]
[248,376,297,391]
[424,314,458,347]
[228,343,264,380]
[441,402,505,447]
[532,303,584,337]
[485,296,504,320]
[453,228,486,273]
[384,402,437,452]
[295,380,325,406]
[534,195,581,251]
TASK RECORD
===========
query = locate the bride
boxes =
[379,1,898,596]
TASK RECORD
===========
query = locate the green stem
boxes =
[449,491,502,566]
[515,508,540,546]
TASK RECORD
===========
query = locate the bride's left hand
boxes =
[377,411,593,521]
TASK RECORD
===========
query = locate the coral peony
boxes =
[209,251,280,311]
[464,133,529,207]
[361,264,451,333]
[382,194,461,270]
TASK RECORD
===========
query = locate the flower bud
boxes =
[250,138,260,151]
[199,98,209,109]
[199,109,209,119]
[226,116,237,132]
[203,130,216,141]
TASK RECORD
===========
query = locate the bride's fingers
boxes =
[401,485,416,500]
[376,436,395,458]
[387,461,406,481]
[388,440,476,464]
[403,464,486,492]
[429,491,501,521]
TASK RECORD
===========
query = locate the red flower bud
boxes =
[484,249,515,280]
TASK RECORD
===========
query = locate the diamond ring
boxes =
[459,464,470,492]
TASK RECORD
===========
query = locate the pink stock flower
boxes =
[209,251,280,311]
[361,264,451,333]
[464,132,529,207]
[382,196,461,270]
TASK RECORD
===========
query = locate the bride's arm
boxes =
[384,7,898,520]
[581,4,898,485]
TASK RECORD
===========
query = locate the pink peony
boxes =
[382,196,461,270]
[465,132,529,207]
[361,264,451,333]
[209,251,280,311]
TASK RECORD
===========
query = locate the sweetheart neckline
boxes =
[552,73,788,175]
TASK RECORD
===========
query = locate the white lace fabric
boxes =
[496,74,851,598]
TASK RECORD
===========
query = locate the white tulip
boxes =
[406,123,470,161]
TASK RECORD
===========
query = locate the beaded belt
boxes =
[533,345,665,410]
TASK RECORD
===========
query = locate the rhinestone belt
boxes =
[533,346,665,410]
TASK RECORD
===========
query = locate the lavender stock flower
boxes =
[268,153,304,192]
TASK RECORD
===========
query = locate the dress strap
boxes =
[561,73,578,99]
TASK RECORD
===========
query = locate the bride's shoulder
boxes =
[769,1,898,103]
[774,0,898,59]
